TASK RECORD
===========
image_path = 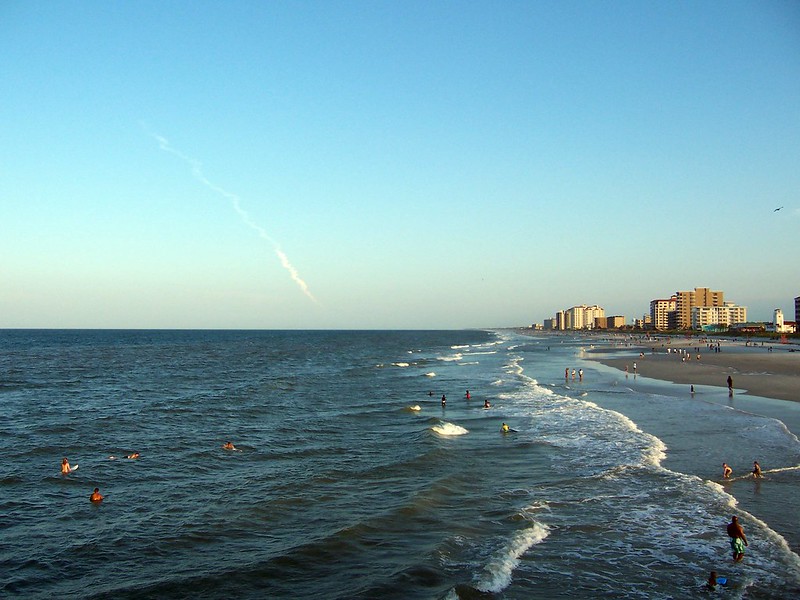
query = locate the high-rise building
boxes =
[675,287,724,329]
[795,296,800,325]
[564,305,605,330]
[650,296,676,330]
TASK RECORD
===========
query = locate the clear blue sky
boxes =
[1,1,798,329]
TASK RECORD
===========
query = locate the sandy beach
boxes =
[583,337,800,403]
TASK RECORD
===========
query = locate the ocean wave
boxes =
[476,521,550,593]
[392,362,410,368]
[425,372,436,377]
[438,353,463,362]
[432,422,469,436]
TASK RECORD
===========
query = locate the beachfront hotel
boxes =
[691,302,748,329]
[650,297,677,330]
[674,287,724,329]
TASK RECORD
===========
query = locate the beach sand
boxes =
[584,338,800,403]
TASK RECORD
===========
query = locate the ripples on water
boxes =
[1,330,799,599]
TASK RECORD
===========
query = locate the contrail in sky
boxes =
[149,130,318,304]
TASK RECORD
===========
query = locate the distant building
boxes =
[543,318,557,330]
[606,315,626,329]
[795,296,800,325]
[774,309,785,333]
[691,302,747,330]
[650,296,676,330]
[564,304,605,330]
[676,287,724,329]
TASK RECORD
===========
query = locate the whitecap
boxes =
[424,372,436,377]
[432,422,469,436]
[476,521,550,593]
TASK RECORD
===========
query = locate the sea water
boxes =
[1,329,798,599]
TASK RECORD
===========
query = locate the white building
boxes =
[691,302,747,329]
[650,297,676,330]
[564,304,605,330]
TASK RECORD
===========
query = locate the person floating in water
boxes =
[126,452,140,459]
[61,458,72,474]
[706,571,727,590]
[722,463,732,479]
[752,461,762,478]
[727,516,748,562]
[222,441,237,451]
[501,423,510,433]
[90,487,104,503]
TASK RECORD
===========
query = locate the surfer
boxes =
[722,463,732,479]
[90,487,104,503]
[222,441,237,451]
[126,452,140,459]
[61,458,72,474]
[501,423,510,433]
[726,516,748,562]
[752,461,762,478]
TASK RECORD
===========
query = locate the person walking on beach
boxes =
[722,463,732,479]
[752,461,762,478]
[726,516,748,562]
[727,375,733,396]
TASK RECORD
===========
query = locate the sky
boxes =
[1,1,798,329]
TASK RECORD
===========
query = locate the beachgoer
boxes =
[222,441,237,451]
[61,458,71,474]
[441,394,446,406]
[578,368,583,382]
[465,390,470,400]
[752,461,762,478]
[501,423,510,433]
[727,375,733,391]
[484,399,491,408]
[565,368,569,379]
[571,369,576,380]
[722,463,732,479]
[706,571,727,590]
[126,452,140,459]
[690,385,695,395]
[90,487,104,503]
[633,362,637,373]
[726,516,748,562]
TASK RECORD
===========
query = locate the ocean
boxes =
[1,329,798,599]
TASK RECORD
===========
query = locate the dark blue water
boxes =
[1,330,798,599]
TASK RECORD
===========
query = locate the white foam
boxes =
[409,405,421,411]
[476,521,550,593]
[392,362,410,368]
[424,372,436,377]
[432,422,469,436]
[438,353,463,362]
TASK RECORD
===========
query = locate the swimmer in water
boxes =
[727,516,748,562]
[222,441,237,451]
[484,399,491,408]
[465,390,470,400]
[61,458,72,474]
[90,487,104,503]
[501,423,510,433]
[722,463,732,479]
[126,452,140,459]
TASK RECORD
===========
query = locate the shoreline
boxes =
[582,336,800,404]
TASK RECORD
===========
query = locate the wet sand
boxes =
[584,338,800,403]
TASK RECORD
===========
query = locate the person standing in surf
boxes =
[726,516,748,562]
[722,463,732,479]
[752,461,762,478]
[90,488,104,503]
[61,458,71,474]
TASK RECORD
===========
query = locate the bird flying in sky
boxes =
[774,207,784,212]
